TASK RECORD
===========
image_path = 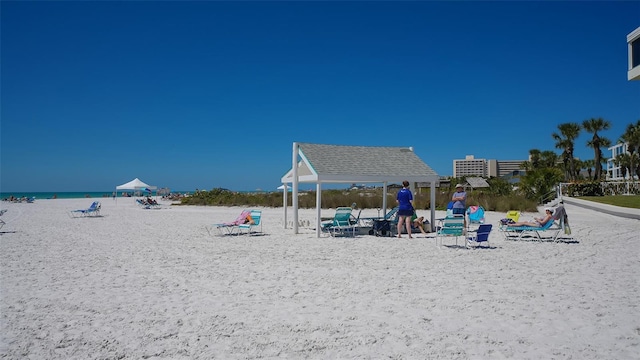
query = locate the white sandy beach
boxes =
[0,198,638,359]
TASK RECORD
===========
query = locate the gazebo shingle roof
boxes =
[282,143,439,184]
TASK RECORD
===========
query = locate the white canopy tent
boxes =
[115,178,157,200]
[281,142,440,237]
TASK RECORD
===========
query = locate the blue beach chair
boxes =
[238,209,263,235]
[466,224,492,248]
[324,207,357,237]
[436,215,465,247]
[70,201,101,218]
[466,206,486,227]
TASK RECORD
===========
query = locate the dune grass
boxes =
[180,188,541,212]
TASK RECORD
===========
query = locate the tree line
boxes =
[180,118,640,208]
[517,118,640,200]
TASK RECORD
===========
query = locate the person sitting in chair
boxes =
[411,212,429,235]
[510,208,554,227]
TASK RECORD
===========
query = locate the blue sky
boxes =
[1,1,639,192]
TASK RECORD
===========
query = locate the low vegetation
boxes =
[178,178,639,212]
[178,186,541,213]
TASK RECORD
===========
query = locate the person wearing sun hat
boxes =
[452,183,467,227]
[509,207,554,227]
[451,184,467,214]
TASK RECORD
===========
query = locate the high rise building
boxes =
[628,26,640,81]
[607,143,633,180]
[453,155,486,177]
[454,155,526,178]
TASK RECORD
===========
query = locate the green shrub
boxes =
[566,181,604,196]
[178,186,539,212]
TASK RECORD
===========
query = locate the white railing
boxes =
[539,188,560,205]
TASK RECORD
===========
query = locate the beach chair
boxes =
[436,215,465,247]
[70,201,101,218]
[0,209,6,230]
[237,209,262,235]
[501,218,556,241]
[498,210,521,230]
[466,206,485,227]
[325,207,357,237]
[501,206,571,242]
[136,199,151,209]
[136,198,160,209]
[212,209,251,235]
[466,224,492,248]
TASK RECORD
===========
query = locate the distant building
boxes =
[501,170,527,184]
[628,26,640,81]
[487,159,527,177]
[602,28,640,179]
[612,26,640,180]
[454,155,527,178]
[606,142,633,180]
[453,155,487,177]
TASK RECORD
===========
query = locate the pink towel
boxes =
[223,210,251,226]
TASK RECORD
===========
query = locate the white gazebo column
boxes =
[282,184,288,228]
[315,183,322,238]
[292,142,299,234]
[430,181,436,232]
[382,182,388,213]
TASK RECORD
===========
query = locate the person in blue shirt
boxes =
[396,180,414,238]
[452,183,467,227]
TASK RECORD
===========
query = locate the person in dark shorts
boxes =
[396,180,414,238]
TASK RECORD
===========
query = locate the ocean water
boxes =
[0,191,192,200]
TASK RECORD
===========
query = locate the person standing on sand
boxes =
[452,183,467,228]
[396,180,414,239]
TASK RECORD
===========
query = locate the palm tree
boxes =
[631,152,640,180]
[614,153,631,179]
[540,150,560,168]
[552,123,581,181]
[582,117,612,180]
[519,149,563,200]
[522,149,545,172]
[620,120,640,180]
[573,159,586,180]
[527,149,541,170]
[582,159,595,180]
[598,156,609,180]
[522,150,559,171]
